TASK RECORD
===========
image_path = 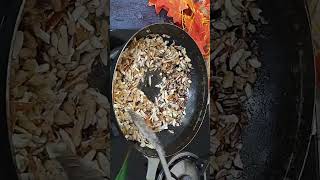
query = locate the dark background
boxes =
[110,0,167,30]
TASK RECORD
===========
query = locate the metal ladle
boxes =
[127,110,175,180]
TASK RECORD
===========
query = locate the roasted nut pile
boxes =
[113,34,192,148]
[210,0,265,179]
[9,0,110,179]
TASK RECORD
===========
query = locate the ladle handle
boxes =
[146,157,160,180]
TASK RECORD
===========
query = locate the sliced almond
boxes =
[12,31,24,59]
[78,18,95,32]
[97,152,110,177]
[72,5,86,21]
[54,110,73,125]
[59,129,76,154]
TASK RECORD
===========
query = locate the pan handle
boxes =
[146,157,160,180]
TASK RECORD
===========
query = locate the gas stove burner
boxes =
[157,152,207,180]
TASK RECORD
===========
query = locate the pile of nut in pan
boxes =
[9,0,110,179]
[210,0,266,179]
[113,34,192,149]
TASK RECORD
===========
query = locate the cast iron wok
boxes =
[111,23,208,158]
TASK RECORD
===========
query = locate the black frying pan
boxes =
[210,0,317,179]
[245,0,316,178]
[111,23,208,157]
